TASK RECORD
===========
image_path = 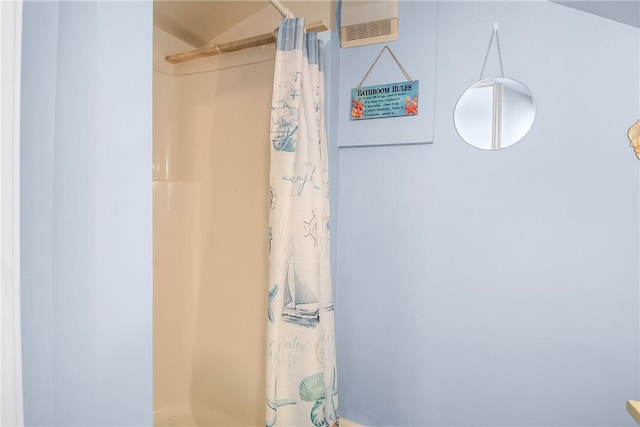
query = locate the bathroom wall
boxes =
[335,1,639,426]
[20,2,58,423]
[21,1,153,425]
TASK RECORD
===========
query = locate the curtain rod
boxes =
[268,0,291,18]
[165,21,328,64]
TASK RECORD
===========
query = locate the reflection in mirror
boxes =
[454,77,535,150]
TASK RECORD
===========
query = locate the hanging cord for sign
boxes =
[357,46,413,88]
[479,23,504,81]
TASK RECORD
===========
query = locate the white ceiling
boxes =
[154,0,640,48]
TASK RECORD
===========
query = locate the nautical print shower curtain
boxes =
[266,17,338,427]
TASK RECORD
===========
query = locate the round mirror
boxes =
[454,77,535,150]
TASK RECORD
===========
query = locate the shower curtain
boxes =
[266,17,338,427]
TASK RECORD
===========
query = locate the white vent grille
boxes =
[341,17,398,48]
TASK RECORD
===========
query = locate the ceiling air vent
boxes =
[341,0,398,48]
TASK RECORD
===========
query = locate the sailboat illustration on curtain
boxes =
[282,257,320,328]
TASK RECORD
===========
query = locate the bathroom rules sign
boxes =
[350,80,419,120]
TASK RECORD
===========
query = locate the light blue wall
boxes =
[21,1,153,425]
[335,1,640,426]
[20,2,58,423]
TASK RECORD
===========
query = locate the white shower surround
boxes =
[153,25,273,426]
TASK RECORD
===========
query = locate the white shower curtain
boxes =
[266,17,338,427]
[0,1,24,426]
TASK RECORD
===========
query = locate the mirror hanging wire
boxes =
[480,23,504,81]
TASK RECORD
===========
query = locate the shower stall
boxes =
[152,24,273,427]
[152,1,337,423]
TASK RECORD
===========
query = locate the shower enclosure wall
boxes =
[153,27,272,427]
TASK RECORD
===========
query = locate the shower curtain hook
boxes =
[284,8,294,21]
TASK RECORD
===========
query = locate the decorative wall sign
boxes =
[349,46,419,121]
[350,80,419,120]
